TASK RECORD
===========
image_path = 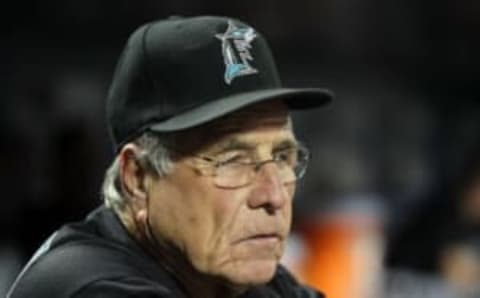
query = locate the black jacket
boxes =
[8,206,324,298]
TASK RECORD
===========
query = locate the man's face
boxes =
[146,101,296,286]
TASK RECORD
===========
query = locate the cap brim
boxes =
[149,87,333,132]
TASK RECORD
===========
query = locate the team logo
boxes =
[216,20,258,85]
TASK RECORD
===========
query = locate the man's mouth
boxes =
[235,233,283,245]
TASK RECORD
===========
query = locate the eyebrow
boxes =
[212,138,256,154]
[273,139,299,151]
[211,138,299,155]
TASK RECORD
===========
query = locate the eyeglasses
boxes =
[191,145,310,188]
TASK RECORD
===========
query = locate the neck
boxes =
[120,209,245,298]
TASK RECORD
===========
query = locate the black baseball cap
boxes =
[106,15,333,150]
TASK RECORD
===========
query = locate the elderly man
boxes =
[8,16,333,298]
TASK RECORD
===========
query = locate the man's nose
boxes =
[247,162,290,212]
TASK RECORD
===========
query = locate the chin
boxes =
[225,259,278,286]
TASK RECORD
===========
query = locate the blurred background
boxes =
[2,1,480,297]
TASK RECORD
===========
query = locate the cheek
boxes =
[284,184,295,222]
[204,188,294,284]
[208,188,248,249]
[158,180,237,271]
[146,184,187,245]
[147,177,215,255]
[286,182,296,201]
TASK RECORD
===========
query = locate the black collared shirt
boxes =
[8,206,324,298]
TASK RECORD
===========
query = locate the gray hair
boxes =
[101,132,175,211]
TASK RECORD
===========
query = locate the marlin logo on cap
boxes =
[216,20,258,85]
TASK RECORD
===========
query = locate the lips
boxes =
[249,233,281,240]
[234,232,283,245]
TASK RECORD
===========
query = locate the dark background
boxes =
[2,0,480,295]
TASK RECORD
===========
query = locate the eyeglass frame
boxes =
[180,143,311,188]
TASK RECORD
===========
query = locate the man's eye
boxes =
[274,149,297,164]
[216,153,251,166]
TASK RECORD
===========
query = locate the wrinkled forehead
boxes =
[178,100,293,152]
[207,100,290,132]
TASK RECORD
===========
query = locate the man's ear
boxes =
[118,144,148,207]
